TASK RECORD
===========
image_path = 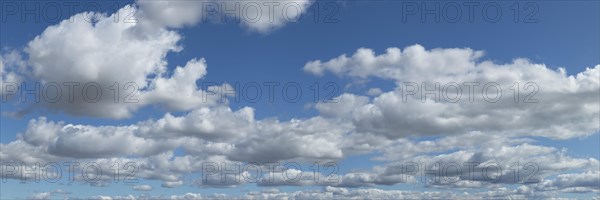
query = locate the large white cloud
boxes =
[23,5,217,119]
[2,106,352,163]
[308,44,600,139]
[16,0,315,119]
[3,111,598,194]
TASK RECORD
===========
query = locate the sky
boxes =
[0,0,599,199]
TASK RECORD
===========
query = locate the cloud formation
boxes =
[0,1,598,198]
[307,45,600,139]
[9,0,316,119]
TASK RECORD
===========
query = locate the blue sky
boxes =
[1,0,599,199]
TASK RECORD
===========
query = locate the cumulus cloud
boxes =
[77,185,583,199]
[22,4,231,119]
[3,110,598,195]
[18,117,180,158]
[132,184,153,191]
[307,44,600,139]
[26,190,70,200]
[0,51,25,95]
[2,106,352,163]
[226,116,349,163]
[2,4,598,196]
[137,0,314,32]
[230,0,314,33]
[0,105,355,187]
[358,133,600,194]
[366,87,383,96]
[140,58,222,111]
[27,192,51,200]
[136,0,208,28]
[537,171,600,192]
[15,0,314,119]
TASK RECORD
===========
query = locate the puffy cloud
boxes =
[162,180,184,188]
[0,106,355,188]
[80,186,567,199]
[304,45,484,79]
[132,184,153,191]
[14,0,316,119]
[3,6,599,196]
[538,171,600,192]
[231,0,314,33]
[137,0,314,32]
[27,192,51,200]
[315,93,369,118]
[227,116,349,163]
[375,131,534,161]
[3,101,598,193]
[22,117,180,158]
[308,44,600,139]
[366,88,383,96]
[169,193,202,200]
[141,58,222,111]
[26,190,70,200]
[335,171,412,188]
[0,140,61,165]
[136,0,208,28]
[2,106,350,163]
[377,139,599,188]
[0,51,25,95]
[23,5,208,119]
[136,106,255,142]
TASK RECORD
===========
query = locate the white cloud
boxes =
[366,88,383,96]
[28,118,179,158]
[5,107,351,163]
[162,180,184,188]
[137,106,255,142]
[377,139,599,187]
[141,58,222,111]
[0,51,25,95]
[541,171,600,191]
[227,116,349,163]
[2,3,598,195]
[4,111,598,194]
[14,0,316,119]
[136,0,208,28]
[132,184,153,191]
[232,0,314,33]
[308,44,600,139]
[27,192,51,200]
[137,0,314,33]
[23,5,189,119]
[79,186,568,199]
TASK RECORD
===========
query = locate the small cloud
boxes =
[366,88,383,96]
[27,192,51,200]
[162,180,184,188]
[133,184,153,191]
